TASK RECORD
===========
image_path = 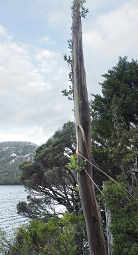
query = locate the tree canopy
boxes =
[91,57,138,254]
[91,57,138,185]
[17,122,80,219]
[5,57,138,255]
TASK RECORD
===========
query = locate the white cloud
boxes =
[0,25,73,144]
[87,0,124,10]
[0,25,11,39]
[0,0,138,144]
[83,1,138,94]
[85,1,138,55]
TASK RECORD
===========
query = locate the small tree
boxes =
[18,122,80,219]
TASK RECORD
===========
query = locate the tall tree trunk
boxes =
[72,1,107,254]
[105,208,113,255]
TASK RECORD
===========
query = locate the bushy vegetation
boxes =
[91,57,138,254]
[2,57,138,255]
[6,213,87,255]
[102,176,138,255]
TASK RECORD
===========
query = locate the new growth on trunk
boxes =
[72,0,107,254]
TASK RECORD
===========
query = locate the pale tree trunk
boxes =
[72,1,107,254]
[105,208,113,255]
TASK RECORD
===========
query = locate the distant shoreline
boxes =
[0,183,23,185]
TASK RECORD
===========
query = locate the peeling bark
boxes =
[105,208,113,255]
[72,1,107,254]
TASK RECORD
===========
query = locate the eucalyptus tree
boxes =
[71,0,106,254]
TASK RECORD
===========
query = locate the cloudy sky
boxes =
[0,0,138,145]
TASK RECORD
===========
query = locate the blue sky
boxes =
[0,0,138,144]
[0,0,71,49]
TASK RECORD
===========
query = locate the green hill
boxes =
[0,141,37,184]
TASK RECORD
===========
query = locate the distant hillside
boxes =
[0,141,37,184]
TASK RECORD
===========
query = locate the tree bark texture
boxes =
[105,208,113,255]
[72,1,107,254]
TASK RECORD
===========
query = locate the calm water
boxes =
[0,185,28,238]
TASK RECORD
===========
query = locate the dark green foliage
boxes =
[102,176,138,255]
[102,57,138,128]
[16,57,138,254]
[91,57,138,185]
[7,213,86,255]
[91,57,138,254]
[92,57,138,129]
[18,122,80,219]
[17,122,88,254]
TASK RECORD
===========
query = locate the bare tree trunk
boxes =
[105,208,113,255]
[72,1,107,254]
